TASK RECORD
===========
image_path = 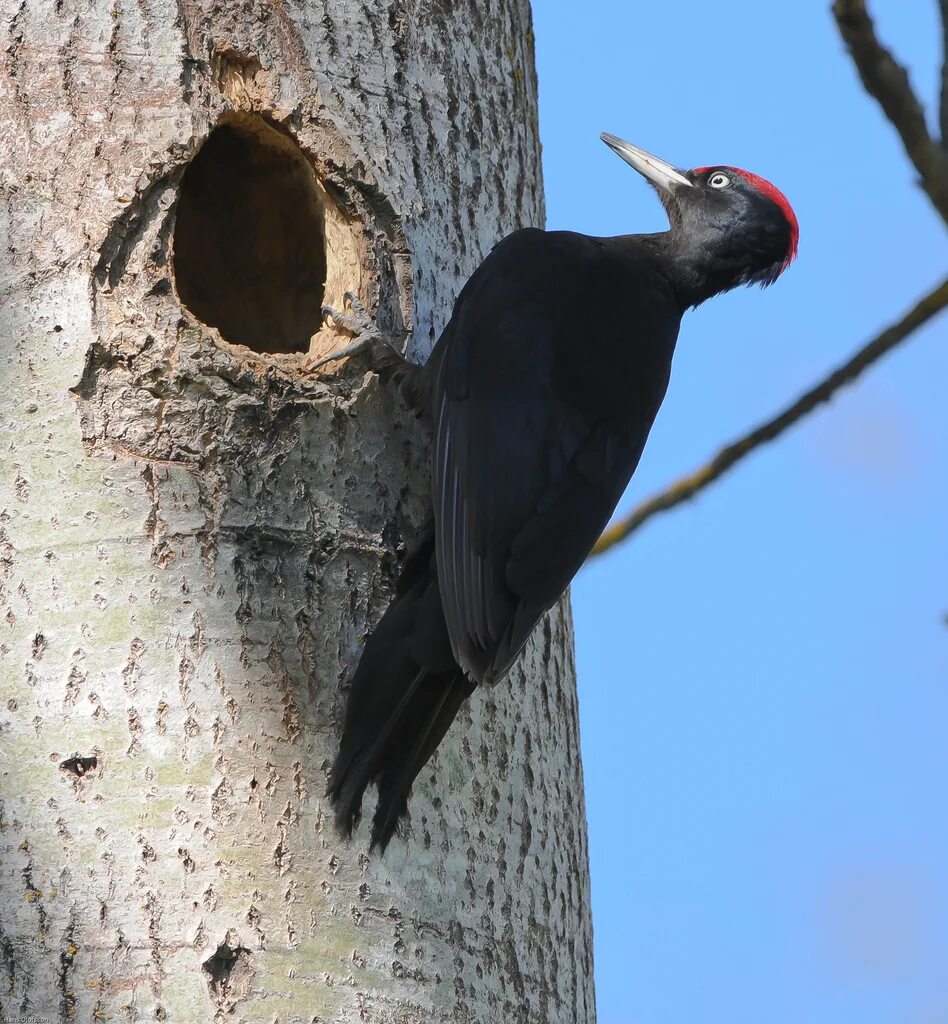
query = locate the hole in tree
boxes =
[172,115,328,354]
[202,938,253,1007]
[60,754,97,777]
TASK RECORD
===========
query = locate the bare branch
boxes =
[941,0,948,144]
[589,277,948,557]
[833,0,948,224]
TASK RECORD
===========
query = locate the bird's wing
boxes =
[432,229,676,682]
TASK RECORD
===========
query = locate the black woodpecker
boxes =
[321,133,799,852]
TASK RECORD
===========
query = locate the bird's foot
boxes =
[321,290,375,338]
[307,292,405,373]
[308,292,427,416]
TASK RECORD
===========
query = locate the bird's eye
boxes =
[708,172,731,189]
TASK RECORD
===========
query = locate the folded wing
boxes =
[432,229,678,682]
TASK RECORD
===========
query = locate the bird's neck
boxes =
[646,231,748,309]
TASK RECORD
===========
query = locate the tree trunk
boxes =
[0,2,595,1022]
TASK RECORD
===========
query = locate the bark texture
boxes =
[0,2,595,1022]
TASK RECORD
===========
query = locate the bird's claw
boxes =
[307,331,380,371]
[309,291,388,372]
[320,291,376,337]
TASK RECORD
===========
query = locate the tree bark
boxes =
[0,2,595,1022]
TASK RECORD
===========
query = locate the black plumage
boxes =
[328,135,799,851]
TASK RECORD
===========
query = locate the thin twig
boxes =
[833,0,948,224]
[589,277,948,557]
[940,0,948,144]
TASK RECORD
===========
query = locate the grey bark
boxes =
[0,1,595,1022]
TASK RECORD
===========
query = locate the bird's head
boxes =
[601,132,798,298]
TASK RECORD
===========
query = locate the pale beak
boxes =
[600,133,694,191]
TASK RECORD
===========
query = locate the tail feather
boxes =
[329,665,426,835]
[328,534,472,851]
[370,672,476,851]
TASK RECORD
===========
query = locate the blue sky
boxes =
[532,2,948,1021]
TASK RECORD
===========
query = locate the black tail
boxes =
[328,534,474,852]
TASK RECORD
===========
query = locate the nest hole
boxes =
[173,115,350,355]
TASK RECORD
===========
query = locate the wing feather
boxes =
[430,228,679,682]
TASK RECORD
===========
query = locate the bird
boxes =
[320,133,799,852]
